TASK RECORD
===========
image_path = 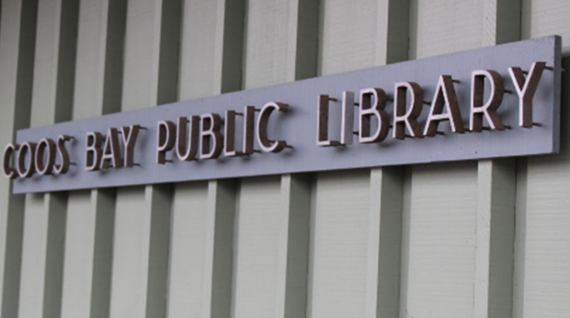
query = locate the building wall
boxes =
[0,0,569,318]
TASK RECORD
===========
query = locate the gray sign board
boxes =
[11,36,561,194]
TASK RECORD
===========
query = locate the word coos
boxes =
[316,62,551,146]
[3,135,74,179]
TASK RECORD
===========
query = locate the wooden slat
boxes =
[522,0,570,52]
[403,1,500,317]
[20,193,67,318]
[309,170,371,318]
[275,174,312,318]
[409,0,484,59]
[204,180,237,318]
[513,157,528,318]
[482,0,521,46]
[475,2,520,318]
[17,0,78,317]
[517,1,570,316]
[166,1,243,317]
[319,0,408,75]
[232,1,318,317]
[311,1,408,318]
[108,0,180,317]
[61,0,126,317]
[365,168,404,318]
[475,159,516,318]
[232,176,282,318]
[0,0,37,317]
[242,0,317,89]
[403,163,478,317]
[167,183,209,317]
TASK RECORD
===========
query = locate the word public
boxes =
[3,61,549,180]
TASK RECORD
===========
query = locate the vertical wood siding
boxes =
[0,0,569,318]
[518,2,570,316]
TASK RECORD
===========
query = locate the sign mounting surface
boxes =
[6,36,562,194]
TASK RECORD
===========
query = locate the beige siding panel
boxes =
[110,186,172,318]
[62,191,94,317]
[20,196,49,318]
[110,0,178,316]
[71,0,125,121]
[516,2,570,317]
[520,154,570,318]
[522,0,570,52]
[402,162,478,318]
[318,0,409,75]
[121,0,161,111]
[204,180,238,318]
[166,182,208,317]
[19,194,67,318]
[234,1,315,318]
[475,159,516,318]
[482,0,521,46]
[513,158,528,318]
[167,1,243,317]
[409,0,484,59]
[403,2,486,317]
[0,0,37,317]
[111,188,152,318]
[366,168,404,318]
[308,168,404,318]
[72,0,109,120]
[63,190,115,318]
[276,175,312,318]
[232,177,282,318]
[310,2,409,318]
[18,0,77,317]
[308,170,370,318]
[62,0,125,317]
[312,2,408,318]
[179,0,219,100]
[318,0,379,75]
[475,3,519,318]
[242,0,294,89]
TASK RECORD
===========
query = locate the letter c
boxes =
[256,102,291,153]
[3,143,19,179]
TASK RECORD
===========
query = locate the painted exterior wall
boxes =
[0,0,568,318]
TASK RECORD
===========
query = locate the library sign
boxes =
[4,37,562,194]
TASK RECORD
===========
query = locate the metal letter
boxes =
[424,75,466,136]
[100,128,123,169]
[470,70,506,132]
[54,135,72,175]
[121,125,141,167]
[176,116,199,161]
[242,106,256,155]
[359,88,390,143]
[316,93,354,147]
[35,138,56,176]
[256,102,291,153]
[200,113,223,160]
[224,110,245,157]
[317,95,339,147]
[85,132,103,171]
[16,142,36,178]
[509,61,547,128]
[393,82,424,139]
[3,143,19,179]
[157,120,176,164]
[341,91,355,145]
